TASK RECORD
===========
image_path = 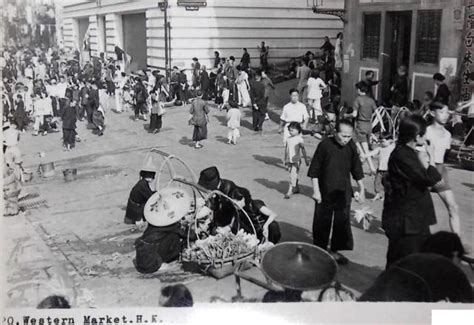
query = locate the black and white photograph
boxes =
[1,0,473,323]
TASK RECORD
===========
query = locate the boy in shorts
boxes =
[426,103,461,237]
[351,82,377,174]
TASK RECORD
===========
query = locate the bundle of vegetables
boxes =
[182,227,259,264]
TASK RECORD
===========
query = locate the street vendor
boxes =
[134,187,194,274]
[233,188,281,244]
[197,166,251,228]
[124,155,156,226]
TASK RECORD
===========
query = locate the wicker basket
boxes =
[182,251,255,279]
[180,190,259,279]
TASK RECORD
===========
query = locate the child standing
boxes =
[60,94,77,151]
[226,102,241,145]
[351,82,377,174]
[121,86,133,112]
[149,90,165,134]
[221,76,230,111]
[425,103,461,236]
[284,122,310,199]
[363,135,395,201]
[306,70,327,123]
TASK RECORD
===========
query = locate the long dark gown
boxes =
[124,179,155,224]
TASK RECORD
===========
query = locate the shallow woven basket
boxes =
[182,251,256,279]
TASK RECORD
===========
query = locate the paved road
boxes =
[4,79,473,307]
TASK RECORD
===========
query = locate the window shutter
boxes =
[416,10,442,64]
[362,13,382,60]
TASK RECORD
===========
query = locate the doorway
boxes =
[122,13,147,72]
[77,18,89,50]
[381,11,412,102]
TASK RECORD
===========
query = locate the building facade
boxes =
[59,0,344,72]
[341,0,466,106]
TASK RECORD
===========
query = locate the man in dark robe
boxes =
[240,48,251,71]
[198,166,251,228]
[200,66,210,100]
[86,80,99,124]
[249,70,267,132]
[308,119,365,264]
[179,69,188,104]
[124,163,156,225]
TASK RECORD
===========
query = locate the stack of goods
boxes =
[181,227,259,278]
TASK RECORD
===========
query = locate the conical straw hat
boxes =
[144,187,192,227]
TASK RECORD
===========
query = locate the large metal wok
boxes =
[234,242,337,293]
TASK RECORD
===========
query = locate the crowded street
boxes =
[1,0,474,317]
[3,77,474,307]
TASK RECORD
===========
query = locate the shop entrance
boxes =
[381,11,412,103]
[122,13,147,72]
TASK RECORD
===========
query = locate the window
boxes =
[362,13,382,59]
[415,10,442,64]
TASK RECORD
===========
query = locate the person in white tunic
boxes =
[334,33,343,71]
[236,67,251,107]
[307,70,327,122]
[279,88,309,143]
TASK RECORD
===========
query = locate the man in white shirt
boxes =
[279,88,309,143]
[35,60,48,80]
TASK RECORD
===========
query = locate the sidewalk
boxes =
[2,213,78,308]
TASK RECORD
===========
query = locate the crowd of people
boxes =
[2,32,472,305]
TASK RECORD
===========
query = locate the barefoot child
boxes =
[284,122,310,199]
[226,102,241,144]
[363,134,395,201]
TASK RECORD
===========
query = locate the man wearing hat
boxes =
[124,155,157,225]
[134,187,194,273]
[198,166,251,228]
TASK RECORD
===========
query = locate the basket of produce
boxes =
[180,189,261,279]
[182,227,259,279]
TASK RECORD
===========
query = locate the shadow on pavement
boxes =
[215,136,229,144]
[266,107,281,124]
[254,178,312,196]
[253,154,286,170]
[279,221,313,243]
[278,221,382,294]
[461,182,474,191]
[179,136,195,148]
[213,114,227,127]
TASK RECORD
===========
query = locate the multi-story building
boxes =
[341,0,469,106]
[59,0,344,72]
